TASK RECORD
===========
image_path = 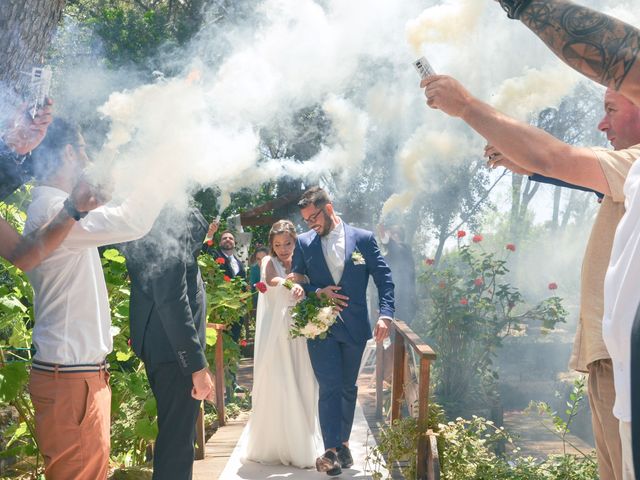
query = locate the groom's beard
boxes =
[318,211,335,237]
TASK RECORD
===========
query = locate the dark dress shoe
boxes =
[337,445,354,468]
[316,450,342,476]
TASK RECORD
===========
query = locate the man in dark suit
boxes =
[122,206,214,480]
[293,187,394,476]
[203,227,247,397]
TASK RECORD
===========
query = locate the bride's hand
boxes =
[291,283,305,300]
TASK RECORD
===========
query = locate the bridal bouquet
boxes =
[289,292,338,340]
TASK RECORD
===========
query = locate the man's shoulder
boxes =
[25,186,66,233]
[345,223,373,240]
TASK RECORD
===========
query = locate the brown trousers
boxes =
[29,368,111,480]
[589,359,623,480]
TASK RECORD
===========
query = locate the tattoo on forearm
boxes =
[520,0,640,90]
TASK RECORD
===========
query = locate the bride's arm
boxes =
[265,259,285,287]
[265,260,305,300]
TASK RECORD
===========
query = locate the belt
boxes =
[32,359,109,373]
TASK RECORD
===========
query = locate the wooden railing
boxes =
[376,320,440,480]
[195,323,227,460]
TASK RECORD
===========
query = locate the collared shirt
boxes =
[223,251,240,276]
[321,219,345,284]
[25,185,158,365]
[570,145,636,372]
[602,144,640,422]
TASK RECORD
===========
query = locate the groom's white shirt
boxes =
[321,219,345,284]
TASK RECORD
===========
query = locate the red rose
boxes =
[460,297,468,305]
[548,282,558,290]
[215,257,226,265]
[457,230,466,239]
[472,234,483,243]
[438,281,446,289]
[240,339,248,347]
[474,277,484,286]
[206,239,214,246]
[425,258,435,266]
[224,275,231,282]
[254,281,267,293]
[505,243,516,252]
[127,338,132,347]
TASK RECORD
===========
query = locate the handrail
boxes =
[377,319,439,480]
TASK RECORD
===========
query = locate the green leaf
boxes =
[206,328,218,346]
[116,350,133,362]
[134,417,158,441]
[0,362,29,403]
[103,248,126,263]
[143,397,157,417]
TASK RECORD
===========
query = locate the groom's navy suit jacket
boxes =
[293,222,395,344]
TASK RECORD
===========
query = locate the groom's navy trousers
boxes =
[307,322,366,450]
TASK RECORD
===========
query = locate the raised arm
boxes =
[422,75,610,195]
[496,0,640,105]
[1,180,103,271]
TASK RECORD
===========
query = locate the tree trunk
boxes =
[0,0,66,93]
[509,173,522,239]
[552,186,562,231]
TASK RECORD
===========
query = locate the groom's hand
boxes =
[373,317,392,342]
[317,285,349,310]
[192,367,214,401]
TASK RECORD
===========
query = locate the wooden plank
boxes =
[393,320,437,359]
[375,341,384,419]
[427,431,440,480]
[416,358,432,479]
[195,404,205,460]
[207,323,227,428]
[391,331,405,422]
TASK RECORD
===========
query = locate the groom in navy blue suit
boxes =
[292,187,394,476]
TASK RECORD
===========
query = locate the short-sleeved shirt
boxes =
[570,145,638,372]
[602,144,640,422]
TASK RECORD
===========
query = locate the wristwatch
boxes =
[498,0,534,19]
[63,197,88,221]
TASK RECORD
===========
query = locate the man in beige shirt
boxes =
[421,77,640,479]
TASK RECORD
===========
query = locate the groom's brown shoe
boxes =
[316,450,342,476]
[337,445,354,468]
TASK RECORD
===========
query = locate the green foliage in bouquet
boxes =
[289,292,336,340]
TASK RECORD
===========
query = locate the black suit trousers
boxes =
[146,362,201,480]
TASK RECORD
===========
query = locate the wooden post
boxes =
[212,323,226,427]
[391,331,405,422]
[195,404,205,460]
[416,357,432,479]
[375,341,384,419]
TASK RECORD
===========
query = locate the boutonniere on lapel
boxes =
[351,250,365,265]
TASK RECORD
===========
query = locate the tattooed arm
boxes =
[499,0,640,105]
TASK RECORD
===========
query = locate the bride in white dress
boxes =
[244,220,322,468]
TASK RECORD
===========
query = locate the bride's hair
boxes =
[268,220,297,257]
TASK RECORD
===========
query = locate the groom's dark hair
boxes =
[297,186,331,209]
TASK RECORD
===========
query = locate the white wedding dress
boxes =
[244,256,322,468]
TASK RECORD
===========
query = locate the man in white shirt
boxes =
[25,118,161,480]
